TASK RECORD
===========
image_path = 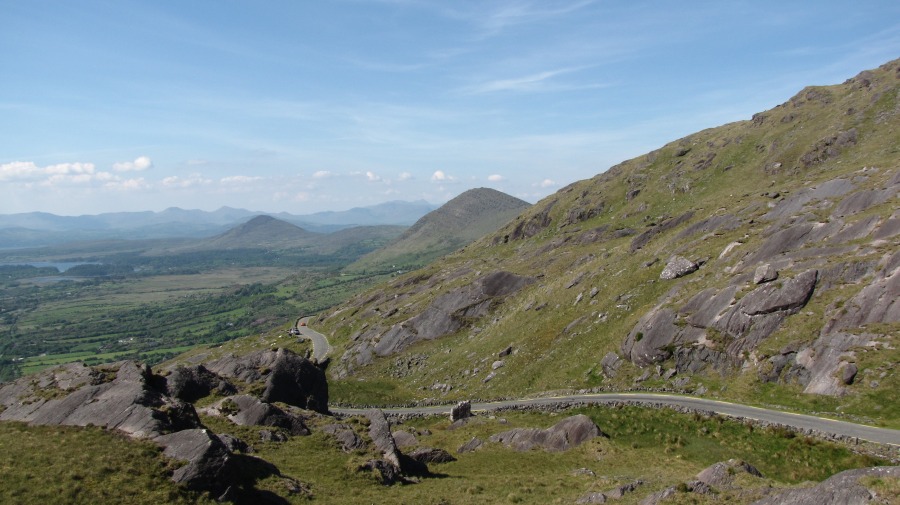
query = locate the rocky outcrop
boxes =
[0,361,200,438]
[206,348,328,413]
[451,400,472,422]
[751,466,899,505]
[489,414,604,452]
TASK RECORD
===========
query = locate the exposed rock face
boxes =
[220,395,309,436]
[0,361,200,438]
[166,364,236,403]
[753,264,778,284]
[489,414,604,452]
[623,270,819,369]
[339,271,535,372]
[751,466,899,505]
[457,437,484,453]
[206,348,328,413]
[392,430,418,448]
[155,428,235,493]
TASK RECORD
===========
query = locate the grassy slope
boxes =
[0,423,215,505]
[318,60,899,426]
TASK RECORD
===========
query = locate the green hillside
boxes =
[319,59,900,426]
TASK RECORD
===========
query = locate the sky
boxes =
[2,1,899,216]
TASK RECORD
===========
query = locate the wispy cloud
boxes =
[445,0,595,37]
[459,66,606,95]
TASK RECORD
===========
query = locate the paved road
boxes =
[295,316,332,362]
[301,322,900,447]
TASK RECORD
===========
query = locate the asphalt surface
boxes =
[296,316,332,362]
[302,322,900,447]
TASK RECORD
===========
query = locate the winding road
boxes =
[295,316,332,362]
[299,320,900,447]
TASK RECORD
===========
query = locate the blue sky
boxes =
[2,0,898,215]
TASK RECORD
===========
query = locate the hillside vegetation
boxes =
[319,59,900,426]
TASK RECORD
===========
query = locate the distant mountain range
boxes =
[0,200,436,248]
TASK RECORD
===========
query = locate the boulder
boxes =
[366,409,401,468]
[205,348,329,413]
[751,466,899,505]
[450,400,472,422]
[260,349,329,413]
[696,459,763,488]
[660,256,699,280]
[222,395,309,436]
[457,437,484,453]
[154,428,235,494]
[166,365,236,403]
[408,447,456,464]
[753,264,779,284]
[489,414,604,452]
[322,423,366,452]
[392,430,418,448]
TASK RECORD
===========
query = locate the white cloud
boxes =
[488,174,504,182]
[312,170,333,179]
[112,156,152,172]
[398,171,413,181]
[538,179,556,188]
[220,175,262,184]
[0,161,41,180]
[431,170,455,181]
[365,171,381,182]
[162,174,211,188]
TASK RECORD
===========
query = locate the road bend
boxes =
[301,322,900,447]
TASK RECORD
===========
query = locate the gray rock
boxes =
[155,428,234,493]
[215,433,250,453]
[751,466,899,505]
[0,361,200,439]
[205,348,328,413]
[489,414,604,452]
[640,486,676,505]
[166,365,235,403]
[260,349,329,413]
[450,400,472,422]
[753,264,779,284]
[622,307,679,366]
[660,256,699,280]
[322,423,366,452]
[366,409,401,468]
[491,360,505,370]
[408,447,456,464]
[841,363,858,385]
[600,352,622,378]
[740,270,818,316]
[359,459,402,485]
[457,437,484,453]
[259,429,288,443]
[576,492,608,504]
[499,345,513,358]
[392,430,418,448]
[696,459,763,488]
[223,395,309,436]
